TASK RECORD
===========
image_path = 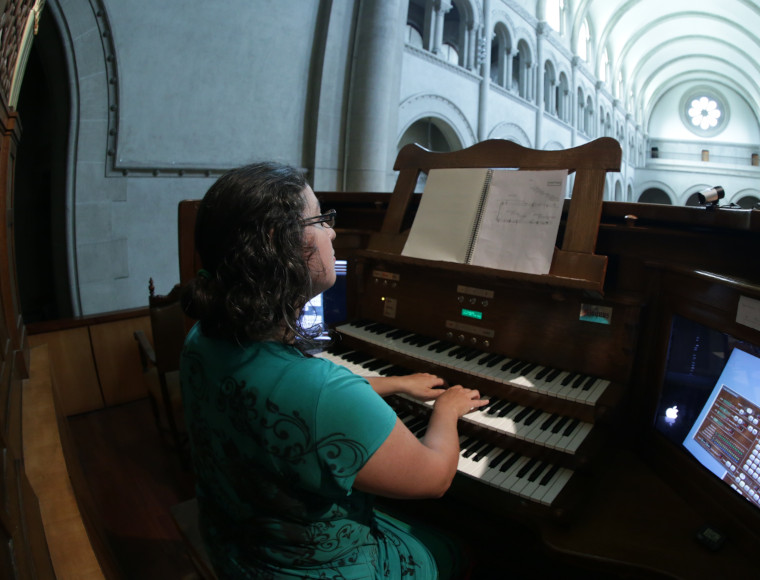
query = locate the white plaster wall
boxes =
[399,48,482,146]
[648,84,760,145]
[60,0,335,314]
[105,0,320,169]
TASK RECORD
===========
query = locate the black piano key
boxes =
[344,351,373,364]
[581,376,596,391]
[408,335,436,347]
[527,461,550,482]
[551,416,570,434]
[489,449,513,469]
[473,443,496,461]
[447,346,467,358]
[476,352,499,366]
[539,464,560,486]
[562,418,580,436]
[500,358,523,372]
[363,359,389,371]
[497,401,519,417]
[561,372,578,386]
[501,358,522,372]
[477,397,498,411]
[541,414,559,430]
[534,367,551,380]
[462,440,489,459]
[572,374,586,388]
[386,328,411,340]
[499,452,522,472]
[486,355,509,368]
[383,365,414,376]
[545,368,562,382]
[513,406,534,423]
[520,362,539,376]
[462,349,483,361]
[523,408,544,426]
[516,457,538,478]
[486,398,509,415]
[454,347,473,360]
[435,342,456,353]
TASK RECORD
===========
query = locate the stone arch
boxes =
[732,188,760,208]
[488,122,532,147]
[613,179,623,201]
[543,140,564,150]
[398,93,475,150]
[638,182,675,204]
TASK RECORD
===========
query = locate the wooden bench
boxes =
[22,344,118,578]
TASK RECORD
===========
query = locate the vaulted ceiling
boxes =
[570,0,760,128]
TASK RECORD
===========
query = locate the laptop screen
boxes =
[655,314,760,510]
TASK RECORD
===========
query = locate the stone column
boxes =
[344,0,408,191]
[571,56,579,146]
[432,0,451,54]
[535,22,545,148]
[478,0,491,141]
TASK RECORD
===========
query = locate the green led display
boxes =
[461,308,483,320]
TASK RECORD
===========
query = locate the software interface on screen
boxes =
[300,260,348,334]
[655,315,760,509]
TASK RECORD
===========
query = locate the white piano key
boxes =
[490,455,531,492]
[515,460,552,500]
[326,332,595,454]
[337,322,611,406]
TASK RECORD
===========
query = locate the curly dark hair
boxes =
[182,162,318,343]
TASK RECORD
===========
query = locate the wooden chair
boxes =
[134,279,188,461]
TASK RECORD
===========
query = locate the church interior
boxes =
[3,1,760,578]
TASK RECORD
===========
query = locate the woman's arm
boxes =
[366,373,445,400]
[353,385,488,499]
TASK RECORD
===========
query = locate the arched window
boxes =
[442,3,462,65]
[600,49,609,84]
[736,195,760,209]
[405,24,423,48]
[578,19,590,61]
[491,23,512,88]
[577,87,585,130]
[546,0,565,34]
[406,0,427,48]
[512,50,521,93]
[441,43,459,65]
[544,60,556,112]
[557,72,569,121]
[617,71,624,100]
[585,95,594,135]
[639,188,672,205]
[513,40,532,100]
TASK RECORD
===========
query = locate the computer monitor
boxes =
[654,314,760,511]
[300,259,348,336]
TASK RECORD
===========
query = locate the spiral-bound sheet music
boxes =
[401,167,568,274]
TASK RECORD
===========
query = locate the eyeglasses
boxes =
[300,209,336,229]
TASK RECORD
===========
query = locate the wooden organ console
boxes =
[178,138,760,578]
[317,138,640,524]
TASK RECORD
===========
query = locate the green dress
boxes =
[180,323,439,579]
